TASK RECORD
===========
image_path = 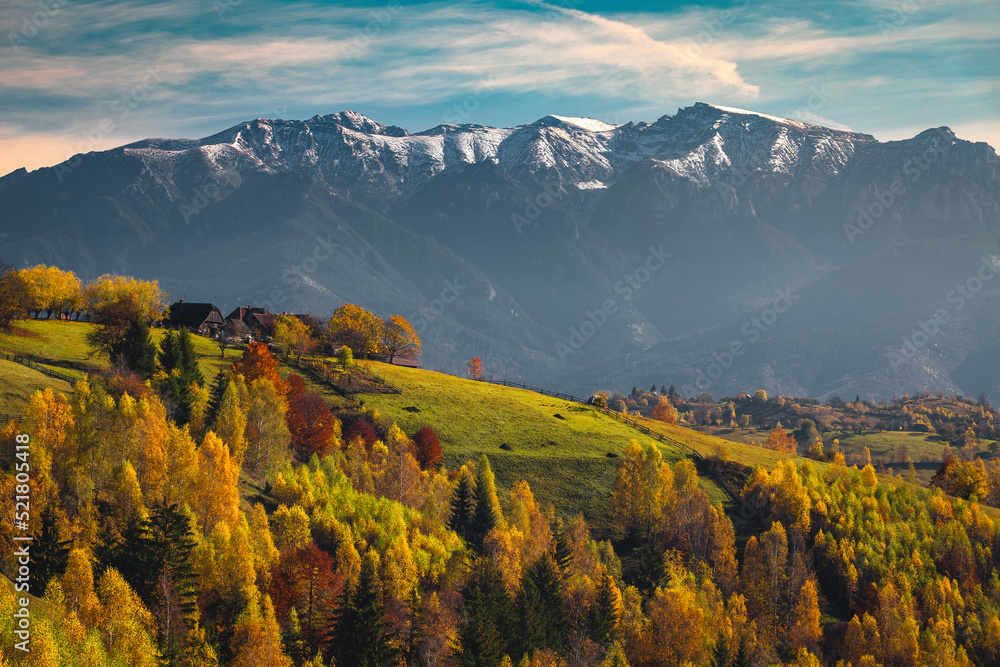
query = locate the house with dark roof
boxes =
[166,301,224,334]
[226,306,277,338]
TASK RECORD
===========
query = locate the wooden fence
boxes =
[484,379,584,403]
[0,351,77,383]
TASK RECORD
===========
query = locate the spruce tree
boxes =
[159,329,205,425]
[448,472,476,544]
[327,554,399,667]
[457,560,514,667]
[514,555,566,659]
[732,635,751,667]
[470,455,500,551]
[588,572,618,647]
[30,504,71,596]
[117,315,157,379]
[710,634,732,667]
[205,370,228,428]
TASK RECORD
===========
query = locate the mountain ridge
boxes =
[1,102,998,400]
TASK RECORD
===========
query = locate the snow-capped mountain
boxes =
[1,103,998,400]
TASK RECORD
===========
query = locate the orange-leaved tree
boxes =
[649,397,678,424]
[765,425,796,454]
[232,342,288,397]
[467,357,483,381]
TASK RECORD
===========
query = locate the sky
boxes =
[0,0,997,177]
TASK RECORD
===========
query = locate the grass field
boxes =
[0,319,241,414]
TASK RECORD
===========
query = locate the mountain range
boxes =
[1,102,998,400]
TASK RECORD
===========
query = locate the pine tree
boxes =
[205,370,228,428]
[588,572,618,647]
[159,329,205,425]
[710,634,732,667]
[327,552,399,667]
[448,472,476,544]
[147,502,200,657]
[470,455,502,551]
[732,635,751,667]
[515,555,566,659]
[119,315,157,379]
[30,504,72,597]
[457,560,515,667]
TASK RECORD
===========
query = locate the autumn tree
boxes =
[232,342,287,395]
[413,425,443,470]
[193,432,240,535]
[649,397,678,424]
[84,273,167,323]
[271,543,341,658]
[381,315,421,362]
[243,378,290,474]
[0,257,30,330]
[468,356,484,381]
[326,304,381,357]
[766,425,796,454]
[287,390,341,458]
[20,264,83,319]
[96,567,160,667]
[273,314,315,363]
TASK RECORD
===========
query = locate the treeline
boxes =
[269,304,421,364]
[0,261,166,327]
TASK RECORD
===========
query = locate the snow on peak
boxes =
[309,110,408,137]
[535,115,620,133]
[697,102,808,128]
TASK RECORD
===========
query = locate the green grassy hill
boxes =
[0,319,241,415]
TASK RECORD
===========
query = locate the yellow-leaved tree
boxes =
[194,431,240,535]
[381,314,421,362]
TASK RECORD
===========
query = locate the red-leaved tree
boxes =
[287,391,340,457]
[344,418,379,450]
[413,425,442,470]
[270,544,342,658]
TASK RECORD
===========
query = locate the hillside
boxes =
[0,319,241,415]
[339,362,735,533]
[2,320,737,534]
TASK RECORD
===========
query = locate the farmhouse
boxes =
[165,301,224,334]
[226,305,277,338]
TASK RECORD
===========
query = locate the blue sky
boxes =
[0,0,997,176]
